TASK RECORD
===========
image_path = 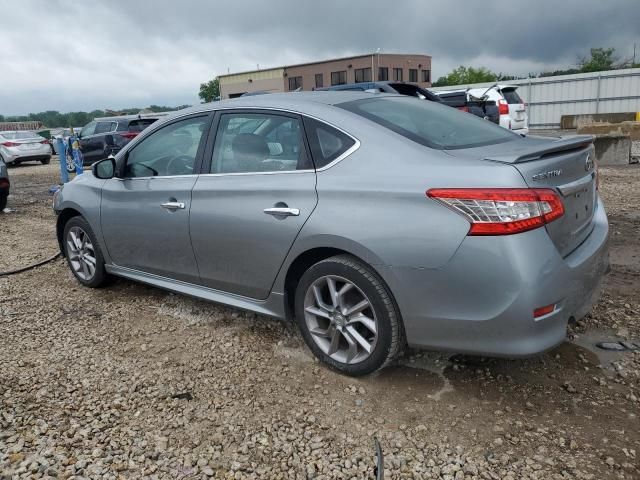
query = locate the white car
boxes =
[0,131,52,166]
[466,85,528,135]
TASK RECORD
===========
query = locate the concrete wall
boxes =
[560,112,637,129]
[219,68,285,99]
[591,134,632,166]
[218,53,432,98]
[285,54,431,91]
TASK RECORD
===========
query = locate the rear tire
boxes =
[41,157,50,165]
[0,193,7,212]
[294,254,404,376]
[63,216,109,288]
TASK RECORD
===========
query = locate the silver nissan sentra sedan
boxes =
[53,91,609,376]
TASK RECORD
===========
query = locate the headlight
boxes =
[52,184,63,209]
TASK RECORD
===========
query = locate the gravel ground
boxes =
[1,158,639,479]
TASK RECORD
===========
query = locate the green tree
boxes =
[432,66,498,87]
[199,78,220,103]
[578,47,618,72]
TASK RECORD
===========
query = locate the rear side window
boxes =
[339,97,516,150]
[501,89,522,104]
[303,117,356,169]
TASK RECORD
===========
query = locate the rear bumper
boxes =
[380,196,609,357]
[2,151,51,164]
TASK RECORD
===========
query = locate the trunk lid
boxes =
[448,135,597,257]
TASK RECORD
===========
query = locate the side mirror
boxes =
[92,157,116,179]
[104,134,115,146]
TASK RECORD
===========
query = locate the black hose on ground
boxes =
[0,252,62,277]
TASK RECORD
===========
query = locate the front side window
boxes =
[211,113,310,174]
[354,67,372,83]
[378,67,389,81]
[80,121,97,138]
[331,71,347,86]
[393,68,403,81]
[409,69,418,82]
[288,76,303,91]
[339,97,516,150]
[123,116,208,178]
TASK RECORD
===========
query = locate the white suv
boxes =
[467,85,528,135]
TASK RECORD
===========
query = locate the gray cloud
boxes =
[2,0,638,115]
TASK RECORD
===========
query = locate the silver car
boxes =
[53,92,609,376]
[0,131,52,165]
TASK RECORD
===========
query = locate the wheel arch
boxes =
[282,246,391,322]
[56,208,82,256]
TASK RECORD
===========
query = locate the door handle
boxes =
[161,201,185,210]
[263,207,300,217]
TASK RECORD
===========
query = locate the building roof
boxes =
[218,53,431,79]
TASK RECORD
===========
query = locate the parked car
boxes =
[77,115,161,165]
[320,80,442,102]
[50,128,83,172]
[51,127,82,154]
[0,157,9,211]
[434,90,500,124]
[0,131,51,166]
[323,81,502,124]
[439,84,528,134]
[53,92,609,376]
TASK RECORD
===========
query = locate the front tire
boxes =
[295,255,404,376]
[0,193,7,212]
[41,157,50,165]
[63,216,109,288]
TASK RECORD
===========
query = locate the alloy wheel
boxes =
[66,226,97,280]
[303,275,378,364]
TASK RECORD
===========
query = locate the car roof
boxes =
[92,114,162,122]
[180,91,399,116]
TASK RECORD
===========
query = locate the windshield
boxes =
[339,96,517,149]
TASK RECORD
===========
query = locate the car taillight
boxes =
[119,131,139,140]
[1,142,19,147]
[0,178,9,188]
[40,139,49,144]
[533,304,556,318]
[498,99,509,115]
[426,188,564,235]
[458,106,470,113]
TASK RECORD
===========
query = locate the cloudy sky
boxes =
[2,0,639,115]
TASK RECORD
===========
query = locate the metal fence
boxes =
[430,68,640,129]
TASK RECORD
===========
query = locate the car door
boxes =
[190,110,318,299]
[100,114,212,283]
[80,121,113,163]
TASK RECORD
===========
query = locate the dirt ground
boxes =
[1,159,639,479]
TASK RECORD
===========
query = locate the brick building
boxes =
[219,53,432,99]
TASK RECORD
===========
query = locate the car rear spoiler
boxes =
[485,135,593,163]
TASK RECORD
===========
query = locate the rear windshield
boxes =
[128,119,157,132]
[1,131,40,140]
[501,88,523,104]
[339,96,516,149]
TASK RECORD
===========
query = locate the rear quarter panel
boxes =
[273,114,530,292]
